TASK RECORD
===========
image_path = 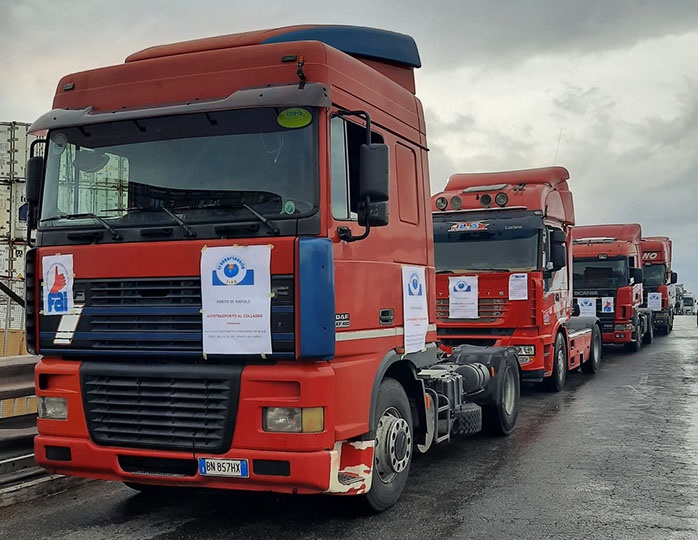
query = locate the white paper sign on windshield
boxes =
[508,273,528,300]
[402,266,429,353]
[200,245,272,355]
[601,297,615,313]
[648,292,662,311]
[577,297,597,317]
[449,276,478,319]
[42,254,74,316]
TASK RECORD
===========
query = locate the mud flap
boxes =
[325,440,374,495]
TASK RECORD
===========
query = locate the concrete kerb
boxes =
[0,474,92,508]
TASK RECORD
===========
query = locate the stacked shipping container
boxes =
[0,122,37,353]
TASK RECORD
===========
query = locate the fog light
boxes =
[480,193,492,207]
[495,192,508,206]
[38,397,68,420]
[263,407,324,433]
[518,356,534,365]
[435,197,448,210]
[450,196,462,210]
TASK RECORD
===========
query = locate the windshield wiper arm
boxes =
[174,202,280,236]
[125,206,197,238]
[239,203,280,235]
[40,213,122,240]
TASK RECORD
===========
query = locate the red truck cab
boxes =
[640,236,678,334]
[431,167,601,391]
[25,25,520,512]
[572,224,653,351]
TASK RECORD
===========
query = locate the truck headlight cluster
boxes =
[615,324,634,331]
[38,397,68,420]
[263,407,324,433]
[514,345,536,364]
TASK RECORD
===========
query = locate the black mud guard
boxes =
[449,344,519,407]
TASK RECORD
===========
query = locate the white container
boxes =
[0,181,28,240]
[0,122,37,180]
[0,243,27,280]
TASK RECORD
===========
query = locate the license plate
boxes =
[198,458,249,478]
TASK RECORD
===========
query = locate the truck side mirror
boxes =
[630,267,644,285]
[549,228,567,271]
[671,271,678,284]
[26,155,44,230]
[338,142,390,242]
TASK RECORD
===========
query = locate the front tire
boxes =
[483,354,520,435]
[544,333,567,392]
[581,324,602,374]
[361,378,413,513]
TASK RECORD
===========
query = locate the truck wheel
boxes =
[362,377,413,512]
[642,316,654,344]
[544,333,567,392]
[581,324,602,374]
[483,355,520,436]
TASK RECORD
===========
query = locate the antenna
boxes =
[553,126,563,165]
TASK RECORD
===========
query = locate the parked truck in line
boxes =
[675,283,685,315]
[572,224,653,352]
[25,25,520,512]
[430,167,602,392]
[683,292,696,315]
[640,236,677,334]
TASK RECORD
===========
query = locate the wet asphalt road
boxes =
[1,317,697,540]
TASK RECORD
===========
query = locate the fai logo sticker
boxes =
[452,280,472,293]
[42,255,74,315]
[407,272,424,296]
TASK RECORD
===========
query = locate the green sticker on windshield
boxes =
[277,108,312,129]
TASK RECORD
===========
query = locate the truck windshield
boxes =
[642,264,667,287]
[433,226,541,272]
[685,297,694,307]
[573,258,628,290]
[40,108,319,229]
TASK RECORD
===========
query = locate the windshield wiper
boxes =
[176,203,280,236]
[40,213,123,241]
[128,206,197,238]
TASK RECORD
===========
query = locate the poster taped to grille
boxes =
[402,266,428,353]
[448,275,478,318]
[648,292,662,311]
[577,297,597,317]
[200,245,272,355]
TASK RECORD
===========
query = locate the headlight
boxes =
[514,345,536,356]
[38,397,68,420]
[495,192,508,206]
[614,324,633,331]
[435,197,448,210]
[263,407,324,433]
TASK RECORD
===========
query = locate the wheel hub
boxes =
[375,409,412,481]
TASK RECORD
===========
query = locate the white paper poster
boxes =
[402,266,429,354]
[648,292,662,311]
[601,297,615,313]
[577,297,597,317]
[449,276,478,319]
[42,254,74,316]
[200,245,272,355]
[508,273,528,300]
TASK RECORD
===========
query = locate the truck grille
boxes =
[436,297,510,323]
[39,275,294,357]
[82,362,242,453]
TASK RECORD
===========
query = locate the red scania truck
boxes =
[640,236,677,335]
[431,167,602,392]
[25,25,520,511]
[572,224,653,351]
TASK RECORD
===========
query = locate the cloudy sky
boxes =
[3,0,698,294]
